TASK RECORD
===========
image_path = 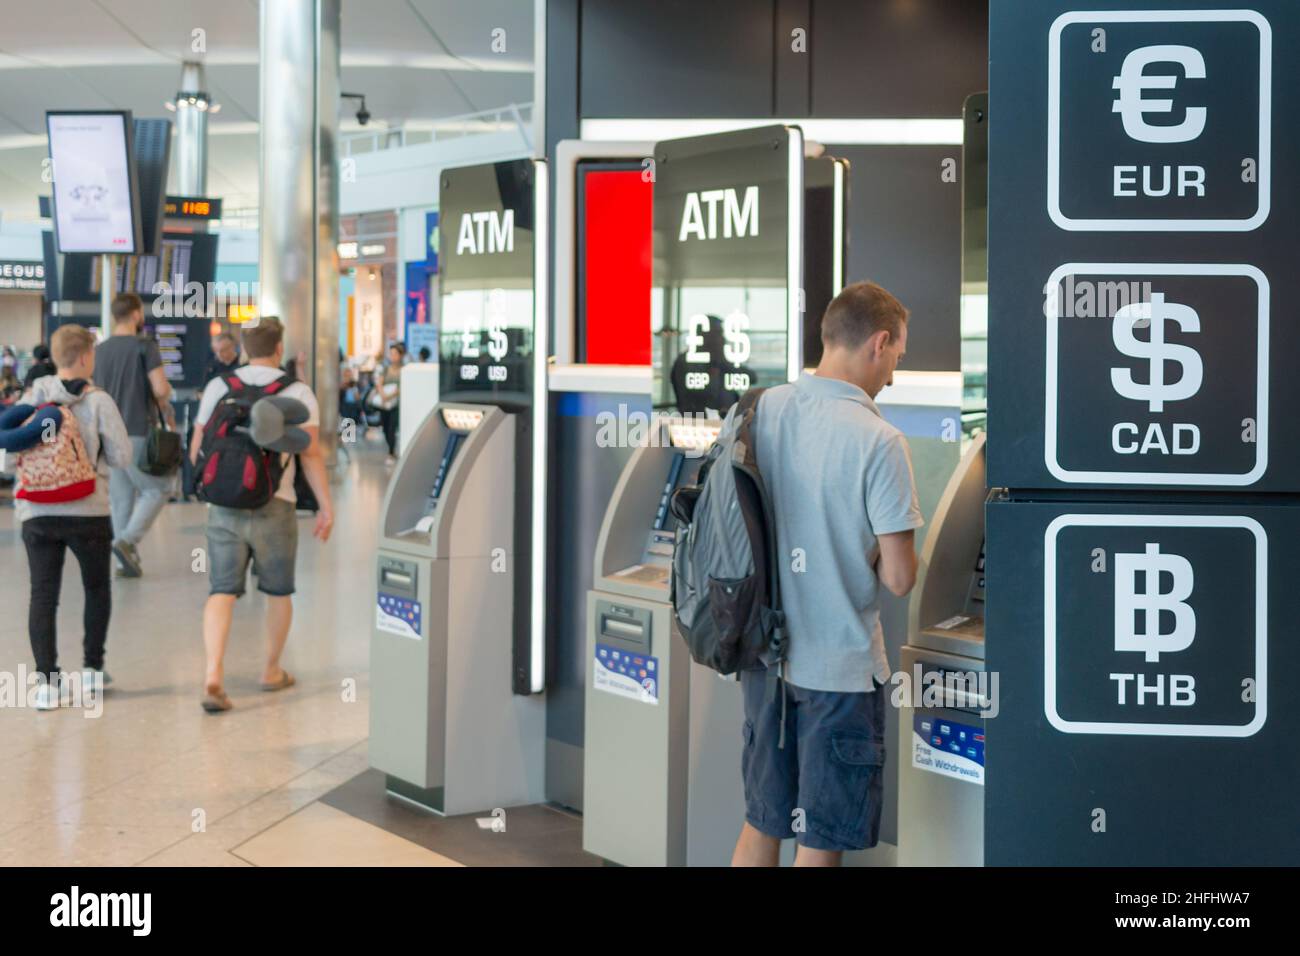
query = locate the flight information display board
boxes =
[142,318,211,389]
[437,159,538,409]
[652,125,804,415]
[60,232,219,303]
[46,111,143,255]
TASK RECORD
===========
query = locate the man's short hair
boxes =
[110,292,143,325]
[51,324,97,370]
[214,332,236,348]
[241,317,284,359]
[820,281,909,351]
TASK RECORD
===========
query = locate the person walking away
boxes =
[93,292,175,577]
[190,317,334,713]
[372,343,404,460]
[22,344,56,389]
[12,325,133,709]
[731,281,922,867]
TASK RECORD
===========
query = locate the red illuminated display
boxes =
[583,169,652,365]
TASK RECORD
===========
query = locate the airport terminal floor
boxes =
[0,441,373,866]
[0,437,571,868]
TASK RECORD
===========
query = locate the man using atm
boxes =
[732,281,922,867]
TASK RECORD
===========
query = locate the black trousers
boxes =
[380,406,400,455]
[21,516,113,680]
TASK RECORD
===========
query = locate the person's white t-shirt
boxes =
[196,364,320,503]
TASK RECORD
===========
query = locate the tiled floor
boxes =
[0,436,391,866]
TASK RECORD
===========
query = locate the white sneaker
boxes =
[33,682,60,711]
[80,669,111,698]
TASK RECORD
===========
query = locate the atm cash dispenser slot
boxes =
[595,600,652,652]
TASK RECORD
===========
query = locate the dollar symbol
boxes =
[1111,45,1207,144]
[1114,543,1196,663]
[487,317,508,362]
[1111,293,1203,413]
[723,311,750,365]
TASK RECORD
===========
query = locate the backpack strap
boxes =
[222,370,294,403]
[735,386,792,747]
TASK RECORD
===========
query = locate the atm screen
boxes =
[652,128,800,417]
[423,432,464,516]
[652,452,686,531]
[437,159,536,409]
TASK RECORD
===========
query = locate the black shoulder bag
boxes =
[136,341,182,476]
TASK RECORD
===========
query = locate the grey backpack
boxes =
[669,388,787,675]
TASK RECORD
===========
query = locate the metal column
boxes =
[258,0,340,460]
[174,61,209,196]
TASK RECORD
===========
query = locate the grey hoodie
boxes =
[14,375,133,522]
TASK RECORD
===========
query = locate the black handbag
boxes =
[136,343,181,476]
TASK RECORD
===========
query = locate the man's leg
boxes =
[203,507,250,697]
[119,453,171,548]
[732,669,799,867]
[793,845,843,867]
[249,499,299,685]
[108,464,137,548]
[21,519,67,682]
[791,684,887,866]
[732,822,782,867]
[203,594,237,692]
[262,596,292,684]
[66,518,114,671]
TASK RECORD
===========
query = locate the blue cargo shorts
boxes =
[740,667,887,852]
[206,498,299,597]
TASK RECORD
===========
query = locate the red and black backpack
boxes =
[196,372,294,509]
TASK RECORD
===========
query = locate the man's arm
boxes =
[874,530,918,597]
[189,422,204,464]
[298,425,334,542]
[148,366,175,427]
[97,396,135,470]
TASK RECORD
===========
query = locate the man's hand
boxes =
[313,507,334,542]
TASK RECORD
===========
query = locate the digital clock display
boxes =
[163,195,222,220]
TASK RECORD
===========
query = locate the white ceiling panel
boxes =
[0,0,535,221]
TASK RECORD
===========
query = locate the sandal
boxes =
[201,687,233,713]
[260,670,296,692]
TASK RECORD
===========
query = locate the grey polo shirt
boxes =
[754,372,924,693]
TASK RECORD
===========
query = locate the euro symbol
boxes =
[1111,293,1203,413]
[1114,543,1196,663]
[1111,44,1207,144]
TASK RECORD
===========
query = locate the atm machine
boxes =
[583,125,822,866]
[370,158,547,815]
[896,434,987,866]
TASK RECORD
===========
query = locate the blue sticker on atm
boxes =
[593,643,659,705]
[912,714,984,786]
[376,594,422,640]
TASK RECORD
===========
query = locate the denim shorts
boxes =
[740,667,887,852]
[206,498,299,597]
